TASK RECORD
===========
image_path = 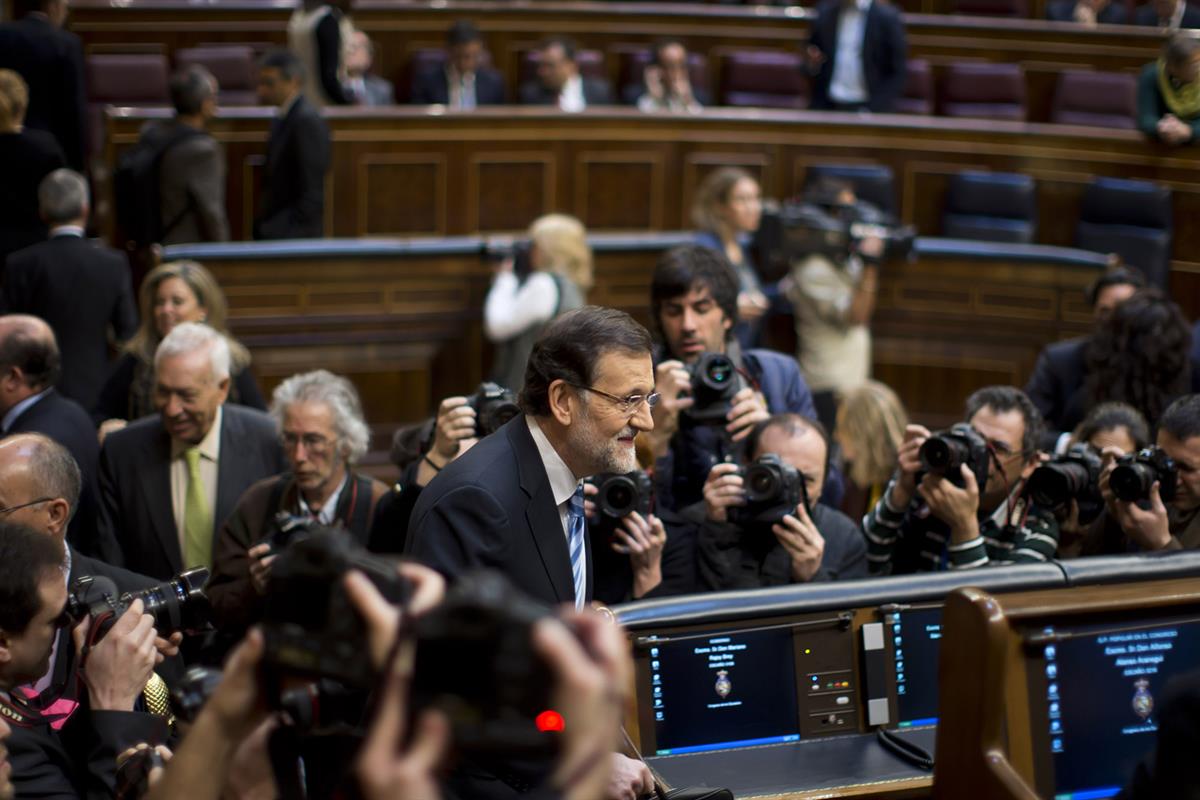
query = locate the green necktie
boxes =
[183,447,213,569]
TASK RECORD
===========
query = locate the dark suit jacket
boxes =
[1134,2,1200,26]
[97,404,285,579]
[1024,336,1089,448]
[5,390,108,560]
[0,13,86,169]
[1046,0,1129,23]
[138,119,230,244]
[253,95,331,240]
[406,415,591,608]
[0,129,65,266]
[2,233,138,410]
[410,65,507,105]
[517,76,613,107]
[808,0,908,113]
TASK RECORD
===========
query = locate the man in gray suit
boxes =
[98,322,283,579]
[136,65,230,244]
[343,30,394,106]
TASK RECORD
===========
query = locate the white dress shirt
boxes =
[559,74,587,112]
[447,67,477,110]
[829,0,873,105]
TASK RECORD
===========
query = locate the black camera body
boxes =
[68,568,212,641]
[260,511,316,555]
[261,528,409,692]
[1111,447,1179,503]
[753,197,916,276]
[170,665,225,724]
[1027,444,1105,524]
[410,570,560,761]
[683,352,740,423]
[586,470,653,538]
[918,423,991,490]
[468,381,521,439]
[731,454,808,526]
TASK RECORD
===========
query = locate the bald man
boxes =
[0,315,108,559]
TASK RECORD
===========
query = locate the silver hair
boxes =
[38,169,88,225]
[154,322,232,382]
[269,369,370,464]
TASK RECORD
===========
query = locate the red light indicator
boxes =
[535,710,565,732]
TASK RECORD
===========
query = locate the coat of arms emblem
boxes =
[714,670,732,699]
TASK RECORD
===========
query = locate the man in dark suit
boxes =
[0,0,86,170]
[1045,0,1128,25]
[518,36,613,110]
[98,322,284,579]
[253,49,331,241]
[806,0,908,113]
[410,20,506,108]
[407,306,656,800]
[2,169,138,412]
[0,315,108,561]
[1134,0,1200,28]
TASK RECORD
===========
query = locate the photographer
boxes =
[643,245,838,513]
[697,413,867,589]
[784,178,884,432]
[0,522,169,798]
[207,370,390,636]
[863,385,1060,574]
[1100,394,1200,552]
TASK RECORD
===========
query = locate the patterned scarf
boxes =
[1157,59,1200,119]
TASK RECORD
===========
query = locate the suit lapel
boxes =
[510,420,574,604]
[214,408,243,552]
[141,429,182,573]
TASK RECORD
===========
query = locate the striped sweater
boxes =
[861,478,1061,574]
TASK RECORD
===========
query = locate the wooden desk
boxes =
[69,0,1176,124]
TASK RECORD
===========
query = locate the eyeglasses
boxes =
[281,432,333,454]
[570,384,660,415]
[0,497,53,515]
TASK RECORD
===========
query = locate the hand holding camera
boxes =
[703,462,745,522]
[426,395,479,470]
[74,598,159,712]
[646,359,693,457]
[890,423,931,508]
[612,511,667,598]
[772,501,826,583]
[1100,447,1175,550]
[247,542,275,596]
[725,386,769,442]
[920,464,981,541]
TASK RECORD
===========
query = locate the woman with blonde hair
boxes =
[0,68,66,264]
[94,260,265,433]
[484,213,592,392]
[835,380,909,517]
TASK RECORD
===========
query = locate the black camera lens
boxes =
[919,436,963,473]
[745,467,779,501]
[604,483,634,516]
[1111,462,1155,503]
[704,358,734,388]
[131,567,211,636]
[1028,463,1086,509]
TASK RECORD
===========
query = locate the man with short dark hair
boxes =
[135,65,230,244]
[644,244,827,512]
[410,20,505,107]
[253,49,331,240]
[2,170,138,412]
[407,305,657,800]
[697,413,867,588]
[518,36,612,110]
[630,38,709,112]
[863,385,1060,573]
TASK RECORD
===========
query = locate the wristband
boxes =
[423,454,443,473]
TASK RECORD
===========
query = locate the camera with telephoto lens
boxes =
[731,453,809,526]
[1027,444,1105,524]
[468,382,521,438]
[919,423,991,490]
[586,470,653,538]
[410,570,561,761]
[683,352,740,423]
[1110,446,1179,503]
[67,568,212,640]
[261,527,410,692]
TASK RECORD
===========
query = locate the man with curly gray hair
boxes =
[206,369,390,635]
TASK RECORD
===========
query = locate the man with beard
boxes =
[406,305,658,800]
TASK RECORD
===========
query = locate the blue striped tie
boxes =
[567,485,586,610]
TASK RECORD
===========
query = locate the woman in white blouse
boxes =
[484,214,593,392]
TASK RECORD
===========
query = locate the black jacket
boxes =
[0,129,65,266]
[1046,0,1129,22]
[410,65,507,105]
[0,14,86,169]
[1024,336,1089,449]
[254,95,331,240]
[807,0,908,112]
[5,390,108,560]
[518,76,613,107]
[2,234,138,411]
[97,405,285,579]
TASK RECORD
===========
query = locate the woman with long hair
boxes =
[835,380,909,519]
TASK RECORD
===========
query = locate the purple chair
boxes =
[720,50,807,109]
[894,58,933,115]
[941,62,1026,121]
[953,0,1028,15]
[1050,70,1137,130]
[86,53,171,158]
[176,46,258,106]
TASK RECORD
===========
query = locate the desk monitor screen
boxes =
[1027,613,1200,799]
[886,606,943,728]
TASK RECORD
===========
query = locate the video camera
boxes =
[68,568,212,641]
[468,382,521,438]
[683,352,740,423]
[731,453,809,526]
[586,470,653,538]
[1111,446,1178,503]
[1027,443,1104,524]
[918,423,991,490]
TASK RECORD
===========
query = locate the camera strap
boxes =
[0,646,80,729]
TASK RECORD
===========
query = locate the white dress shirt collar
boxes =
[526,415,580,507]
